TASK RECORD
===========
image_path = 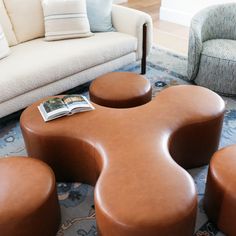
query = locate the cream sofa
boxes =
[0,0,153,118]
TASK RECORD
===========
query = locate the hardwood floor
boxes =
[121,0,160,21]
[121,0,189,55]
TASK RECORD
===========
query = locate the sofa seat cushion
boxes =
[0,32,137,104]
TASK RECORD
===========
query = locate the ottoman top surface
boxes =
[0,157,55,221]
[210,145,236,191]
[89,72,151,101]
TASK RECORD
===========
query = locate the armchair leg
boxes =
[141,23,147,75]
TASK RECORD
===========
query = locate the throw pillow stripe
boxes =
[44,12,86,17]
[45,14,87,21]
[46,31,91,37]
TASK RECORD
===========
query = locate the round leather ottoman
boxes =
[0,157,61,236]
[204,145,236,235]
[89,72,152,108]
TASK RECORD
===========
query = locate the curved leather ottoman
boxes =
[204,145,236,235]
[20,85,225,236]
[0,157,60,236]
[89,72,152,108]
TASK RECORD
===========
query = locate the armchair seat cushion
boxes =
[195,39,236,95]
[202,39,236,61]
[0,32,137,104]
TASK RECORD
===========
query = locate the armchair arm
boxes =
[187,3,236,80]
[187,15,204,80]
[112,4,153,60]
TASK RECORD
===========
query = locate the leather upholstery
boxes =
[20,85,225,236]
[204,145,236,235]
[89,72,152,108]
[0,157,60,236]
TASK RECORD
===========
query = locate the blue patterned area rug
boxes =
[1,46,236,236]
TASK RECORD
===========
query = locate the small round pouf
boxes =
[89,72,152,108]
[0,157,61,236]
[204,145,236,235]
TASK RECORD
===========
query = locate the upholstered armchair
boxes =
[187,3,236,96]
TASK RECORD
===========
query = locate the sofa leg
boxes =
[141,23,147,75]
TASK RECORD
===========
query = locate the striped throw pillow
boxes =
[42,0,93,41]
[0,24,10,59]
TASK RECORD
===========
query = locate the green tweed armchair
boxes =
[187,3,236,96]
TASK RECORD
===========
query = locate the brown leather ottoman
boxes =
[89,72,152,108]
[20,85,225,236]
[204,145,236,235]
[0,157,60,236]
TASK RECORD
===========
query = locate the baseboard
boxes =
[160,7,192,26]
[113,0,127,3]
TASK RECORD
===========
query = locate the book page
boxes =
[62,95,94,112]
[42,97,69,118]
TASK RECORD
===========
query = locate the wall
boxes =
[160,0,236,26]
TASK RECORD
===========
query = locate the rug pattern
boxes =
[1,46,236,236]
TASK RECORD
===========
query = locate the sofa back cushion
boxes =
[3,0,44,43]
[0,0,17,46]
[0,24,10,59]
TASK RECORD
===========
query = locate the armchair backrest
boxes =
[193,3,236,42]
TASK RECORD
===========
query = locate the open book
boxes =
[38,95,95,122]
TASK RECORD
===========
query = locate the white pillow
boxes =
[0,24,10,60]
[3,0,44,43]
[0,0,18,46]
[41,0,93,41]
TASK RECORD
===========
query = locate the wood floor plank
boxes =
[120,0,189,54]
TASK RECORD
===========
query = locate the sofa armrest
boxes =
[112,4,153,60]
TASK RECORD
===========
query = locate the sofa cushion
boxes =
[0,32,137,103]
[42,0,92,41]
[3,0,44,43]
[86,0,114,32]
[0,24,10,59]
[0,0,17,46]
